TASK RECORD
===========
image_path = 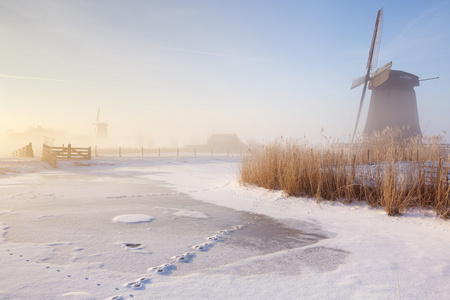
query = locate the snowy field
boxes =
[1,156,449,300]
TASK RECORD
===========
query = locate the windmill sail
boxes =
[370,61,392,89]
[368,8,383,71]
[351,8,383,143]
[351,75,366,90]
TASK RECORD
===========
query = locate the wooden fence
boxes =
[42,144,91,167]
[420,159,450,184]
[93,146,247,157]
[42,145,57,167]
[335,143,450,164]
[12,143,34,158]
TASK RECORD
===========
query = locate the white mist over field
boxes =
[1,1,450,153]
[1,156,450,299]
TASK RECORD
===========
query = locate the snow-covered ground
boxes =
[0,156,449,300]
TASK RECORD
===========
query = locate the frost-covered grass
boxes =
[240,129,450,217]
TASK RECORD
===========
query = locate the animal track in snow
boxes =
[3,248,126,298]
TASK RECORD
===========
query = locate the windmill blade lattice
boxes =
[369,8,383,71]
[351,8,383,143]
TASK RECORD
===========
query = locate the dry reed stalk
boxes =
[239,128,450,218]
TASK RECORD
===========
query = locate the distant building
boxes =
[207,134,248,153]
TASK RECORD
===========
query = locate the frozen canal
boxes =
[1,157,449,299]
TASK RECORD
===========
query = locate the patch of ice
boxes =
[112,214,155,224]
[173,209,209,219]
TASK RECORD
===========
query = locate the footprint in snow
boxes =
[233,224,245,230]
[124,277,150,290]
[207,234,223,242]
[147,263,176,275]
[120,224,247,294]
[125,281,143,290]
[170,252,195,263]
[191,242,213,252]
[125,243,141,248]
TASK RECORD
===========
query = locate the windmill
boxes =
[94,108,108,140]
[351,8,422,141]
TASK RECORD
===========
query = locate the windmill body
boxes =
[95,122,108,140]
[363,70,422,136]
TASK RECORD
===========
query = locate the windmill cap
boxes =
[376,70,420,88]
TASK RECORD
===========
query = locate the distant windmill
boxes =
[94,108,108,140]
[351,8,424,141]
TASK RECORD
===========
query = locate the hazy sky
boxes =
[1,0,449,147]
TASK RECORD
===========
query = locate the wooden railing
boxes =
[420,159,450,184]
[12,143,34,158]
[42,144,91,167]
[42,145,58,168]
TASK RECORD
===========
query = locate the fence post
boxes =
[68,144,72,159]
[352,155,356,181]
[28,142,33,157]
[367,149,370,164]
[88,147,91,160]
[119,147,122,157]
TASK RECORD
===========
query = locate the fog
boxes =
[1,1,449,156]
[0,115,336,157]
